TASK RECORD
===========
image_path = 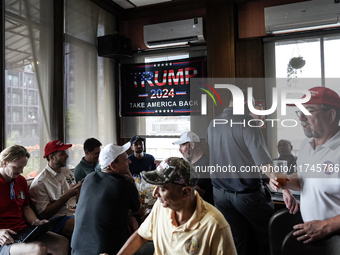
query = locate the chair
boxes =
[269,208,340,255]
[268,208,303,255]
[282,230,340,255]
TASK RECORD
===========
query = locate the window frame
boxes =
[264,29,340,157]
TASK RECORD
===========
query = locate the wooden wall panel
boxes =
[235,38,267,140]
[235,38,266,120]
[235,38,264,78]
[206,0,236,79]
[204,0,236,117]
[52,0,65,141]
[0,0,4,149]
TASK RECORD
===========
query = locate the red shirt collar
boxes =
[0,175,17,185]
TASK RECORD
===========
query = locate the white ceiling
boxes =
[112,0,172,9]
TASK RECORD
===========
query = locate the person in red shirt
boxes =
[0,145,69,255]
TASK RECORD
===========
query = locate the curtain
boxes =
[5,0,53,176]
[64,0,116,168]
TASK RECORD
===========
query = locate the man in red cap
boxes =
[29,140,82,240]
[271,87,340,244]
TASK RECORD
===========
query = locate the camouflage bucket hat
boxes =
[141,157,199,187]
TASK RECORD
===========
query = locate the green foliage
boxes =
[5,132,20,147]
[23,153,39,178]
[66,104,85,140]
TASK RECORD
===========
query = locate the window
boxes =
[12,110,22,123]
[144,54,190,141]
[124,53,191,160]
[146,138,182,159]
[5,0,54,178]
[265,32,340,157]
[324,35,340,92]
[12,91,21,105]
[8,74,19,87]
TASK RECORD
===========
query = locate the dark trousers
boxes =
[213,186,274,255]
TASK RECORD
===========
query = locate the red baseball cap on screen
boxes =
[43,140,72,158]
[288,87,340,108]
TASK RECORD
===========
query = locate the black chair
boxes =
[282,230,340,255]
[269,208,340,255]
[268,208,303,255]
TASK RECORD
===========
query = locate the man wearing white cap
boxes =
[71,142,141,255]
[173,131,214,204]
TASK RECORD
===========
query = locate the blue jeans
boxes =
[0,244,12,255]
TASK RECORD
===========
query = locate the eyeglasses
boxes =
[295,109,327,118]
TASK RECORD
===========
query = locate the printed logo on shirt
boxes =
[185,237,199,255]
[17,191,26,200]
[323,161,335,175]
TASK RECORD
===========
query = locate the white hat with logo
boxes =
[99,142,130,169]
[172,131,200,145]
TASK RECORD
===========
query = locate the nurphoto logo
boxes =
[200,84,312,116]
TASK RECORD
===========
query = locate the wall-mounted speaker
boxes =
[97,34,132,59]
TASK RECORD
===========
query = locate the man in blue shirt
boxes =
[73,138,102,183]
[128,135,156,175]
[206,89,298,255]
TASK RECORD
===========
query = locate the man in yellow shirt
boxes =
[117,157,237,255]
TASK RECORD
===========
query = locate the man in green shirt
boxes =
[73,138,102,183]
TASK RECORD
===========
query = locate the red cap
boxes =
[43,140,72,158]
[288,87,340,108]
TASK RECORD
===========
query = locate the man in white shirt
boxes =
[271,86,340,244]
[29,140,82,239]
